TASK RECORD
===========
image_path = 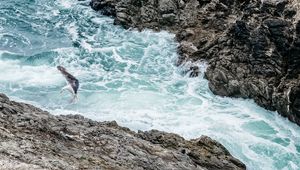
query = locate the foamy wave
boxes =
[0,59,61,86]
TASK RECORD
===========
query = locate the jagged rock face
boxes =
[137,130,246,170]
[203,0,300,126]
[90,0,300,126]
[0,93,245,169]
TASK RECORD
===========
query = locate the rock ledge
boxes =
[0,93,245,169]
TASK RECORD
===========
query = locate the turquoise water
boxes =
[0,0,300,169]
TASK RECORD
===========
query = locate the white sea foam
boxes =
[0,59,61,86]
[66,23,79,41]
[57,0,75,9]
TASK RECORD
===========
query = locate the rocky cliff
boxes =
[0,93,245,169]
[90,0,300,125]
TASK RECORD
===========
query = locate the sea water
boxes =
[0,0,299,169]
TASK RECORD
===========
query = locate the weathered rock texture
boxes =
[0,93,245,169]
[90,0,300,125]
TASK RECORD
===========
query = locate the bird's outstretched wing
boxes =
[57,66,79,95]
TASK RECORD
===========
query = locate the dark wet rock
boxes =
[90,0,117,16]
[90,0,300,126]
[189,66,200,77]
[0,94,245,169]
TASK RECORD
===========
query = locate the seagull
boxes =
[57,66,79,103]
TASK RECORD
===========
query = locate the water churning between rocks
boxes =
[0,0,299,169]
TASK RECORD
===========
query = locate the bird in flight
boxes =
[57,66,79,103]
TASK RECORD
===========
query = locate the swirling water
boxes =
[0,0,299,169]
